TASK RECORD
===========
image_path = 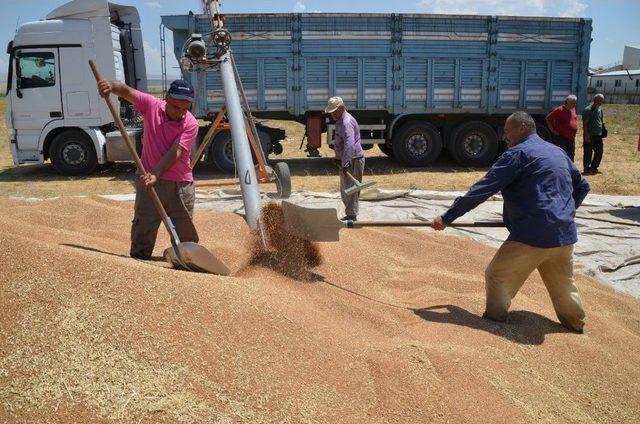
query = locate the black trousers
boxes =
[553,135,575,161]
[583,135,603,171]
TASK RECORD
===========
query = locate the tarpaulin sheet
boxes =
[102,189,640,298]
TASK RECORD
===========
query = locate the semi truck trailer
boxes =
[161,12,592,168]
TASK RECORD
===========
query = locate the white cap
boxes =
[324,96,344,113]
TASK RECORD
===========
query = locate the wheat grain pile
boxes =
[0,196,639,423]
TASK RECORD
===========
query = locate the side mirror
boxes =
[14,52,23,99]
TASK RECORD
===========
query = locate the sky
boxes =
[0,0,638,78]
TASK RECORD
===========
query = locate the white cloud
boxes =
[294,2,306,13]
[144,1,162,9]
[416,0,587,17]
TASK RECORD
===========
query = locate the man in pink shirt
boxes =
[97,78,200,259]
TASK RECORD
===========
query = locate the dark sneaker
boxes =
[340,215,357,222]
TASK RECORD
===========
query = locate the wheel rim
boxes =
[462,132,487,158]
[407,133,430,157]
[223,140,234,163]
[62,142,87,166]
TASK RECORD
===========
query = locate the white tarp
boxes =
[101,189,640,298]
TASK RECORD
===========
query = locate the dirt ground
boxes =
[1,97,639,197]
[0,196,639,423]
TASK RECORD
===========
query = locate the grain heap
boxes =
[1,196,639,423]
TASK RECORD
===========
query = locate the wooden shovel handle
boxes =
[348,221,505,228]
[88,60,179,243]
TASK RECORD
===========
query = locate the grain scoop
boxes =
[89,60,230,275]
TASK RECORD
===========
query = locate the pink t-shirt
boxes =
[133,91,198,182]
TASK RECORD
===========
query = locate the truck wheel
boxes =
[211,131,235,174]
[272,142,284,155]
[210,130,272,174]
[450,121,498,167]
[273,161,291,199]
[392,122,442,166]
[255,129,272,160]
[378,142,394,158]
[50,130,98,176]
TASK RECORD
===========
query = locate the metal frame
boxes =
[190,107,271,185]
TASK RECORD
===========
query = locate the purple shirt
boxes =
[334,111,364,168]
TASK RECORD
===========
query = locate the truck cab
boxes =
[5,0,147,175]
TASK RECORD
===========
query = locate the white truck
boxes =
[5,0,148,175]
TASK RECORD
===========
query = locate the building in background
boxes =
[588,70,640,104]
[622,46,640,70]
[589,46,640,104]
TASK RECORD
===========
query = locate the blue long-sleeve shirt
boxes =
[334,111,364,168]
[442,134,590,248]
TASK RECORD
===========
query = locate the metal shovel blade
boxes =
[282,201,343,242]
[163,242,231,275]
[344,180,377,196]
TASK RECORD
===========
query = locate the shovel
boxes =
[335,162,376,195]
[343,170,377,195]
[281,201,505,242]
[89,60,230,275]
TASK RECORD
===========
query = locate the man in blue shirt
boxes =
[432,112,590,333]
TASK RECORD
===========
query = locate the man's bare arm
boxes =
[152,144,184,177]
[97,79,137,104]
[140,144,185,190]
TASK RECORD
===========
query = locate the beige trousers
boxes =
[484,241,586,332]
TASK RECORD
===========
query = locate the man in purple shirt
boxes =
[325,96,365,221]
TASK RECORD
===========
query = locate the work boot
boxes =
[340,215,357,222]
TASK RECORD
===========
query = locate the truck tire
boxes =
[450,121,498,167]
[50,130,98,176]
[273,161,291,199]
[210,130,271,174]
[378,142,395,158]
[256,129,272,158]
[211,131,235,174]
[392,122,442,166]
